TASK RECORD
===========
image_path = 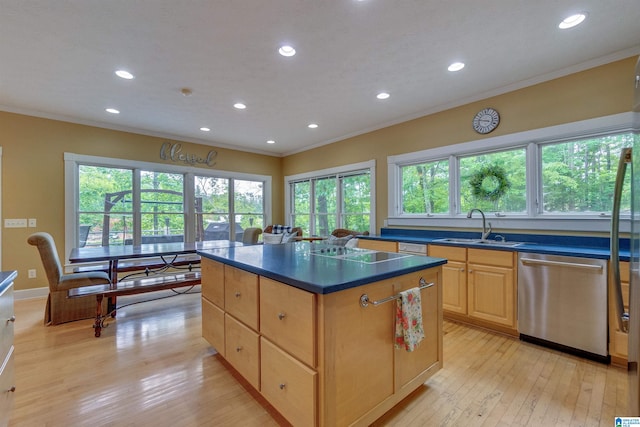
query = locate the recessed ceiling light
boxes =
[234,103,247,110]
[267,140,276,144]
[376,92,390,100]
[105,108,120,114]
[308,123,318,129]
[278,45,296,57]
[559,13,587,29]
[200,127,211,132]
[115,70,134,80]
[448,62,465,72]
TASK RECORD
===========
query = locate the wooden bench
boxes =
[68,271,201,337]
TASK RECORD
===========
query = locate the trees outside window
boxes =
[288,166,372,236]
[388,113,634,232]
[72,157,269,247]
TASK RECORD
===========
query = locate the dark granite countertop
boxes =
[360,228,628,261]
[197,242,447,294]
[0,270,18,294]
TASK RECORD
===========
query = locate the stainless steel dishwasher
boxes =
[518,253,609,362]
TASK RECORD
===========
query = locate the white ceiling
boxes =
[1,1,639,156]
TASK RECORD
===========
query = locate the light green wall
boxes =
[2,56,636,291]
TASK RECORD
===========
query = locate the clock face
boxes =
[472,108,500,134]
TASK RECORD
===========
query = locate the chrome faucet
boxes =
[467,208,492,240]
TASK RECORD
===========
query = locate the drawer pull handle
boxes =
[235,292,241,298]
[279,383,286,390]
[8,386,16,392]
[8,315,16,323]
[236,346,242,352]
[278,312,286,320]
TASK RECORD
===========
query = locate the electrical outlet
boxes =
[28,269,36,279]
[5,218,27,228]
[28,218,37,227]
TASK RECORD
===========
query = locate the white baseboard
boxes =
[15,287,48,300]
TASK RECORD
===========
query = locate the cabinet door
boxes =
[467,263,515,327]
[225,314,260,390]
[441,260,467,315]
[357,239,397,252]
[319,279,395,426]
[201,258,224,308]
[611,261,630,359]
[260,277,316,368]
[261,338,317,427]
[395,269,442,391]
[0,347,15,427]
[202,298,225,357]
[224,265,259,330]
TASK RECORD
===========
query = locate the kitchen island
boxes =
[197,242,446,426]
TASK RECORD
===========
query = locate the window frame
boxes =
[64,152,271,262]
[387,112,635,233]
[285,160,376,236]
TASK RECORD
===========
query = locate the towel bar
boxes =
[359,277,434,308]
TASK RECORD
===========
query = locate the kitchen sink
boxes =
[434,238,523,247]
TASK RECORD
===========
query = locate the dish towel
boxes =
[394,287,425,352]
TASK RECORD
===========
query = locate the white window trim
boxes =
[64,152,272,263]
[285,160,376,235]
[387,112,635,233]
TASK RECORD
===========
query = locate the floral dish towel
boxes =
[394,287,425,352]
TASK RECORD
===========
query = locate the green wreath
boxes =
[469,165,511,202]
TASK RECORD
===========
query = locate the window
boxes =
[541,134,633,214]
[286,160,375,236]
[459,148,526,214]
[66,153,271,252]
[387,112,635,232]
[401,159,449,215]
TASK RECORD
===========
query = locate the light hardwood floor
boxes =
[9,290,629,426]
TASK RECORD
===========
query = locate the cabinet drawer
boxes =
[0,284,14,364]
[358,239,397,252]
[260,277,316,367]
[202,298,225,357]
[201,259,224,308]
[224,265,259,330]
[0,347,15,425]
[468,248,514,267]
[225,314,260,390]
[429,245,466,262]
[261,337,317,427]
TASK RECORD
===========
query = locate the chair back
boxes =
[27,232,63,288]
[331,228,370,238]
[242,228,262,245]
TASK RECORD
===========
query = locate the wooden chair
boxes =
[27,232,109,325]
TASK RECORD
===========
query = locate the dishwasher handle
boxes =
[519,257,604,271]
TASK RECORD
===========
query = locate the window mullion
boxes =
[132,169,141,245]
[450,155,459,216]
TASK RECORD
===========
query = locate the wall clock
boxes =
[472,108,500,134]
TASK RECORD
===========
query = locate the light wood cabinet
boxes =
[610,260,630,366]
[260,277,316,367]
[201,257,443,426]
[224,265,259,331]
[261,337,317,427]
[357,239,398,252]
[429,245,517,334]
[429,245,467,315]
[0,278,15,427]
[225,314,260,390]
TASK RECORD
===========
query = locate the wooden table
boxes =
[69,240,241,336]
